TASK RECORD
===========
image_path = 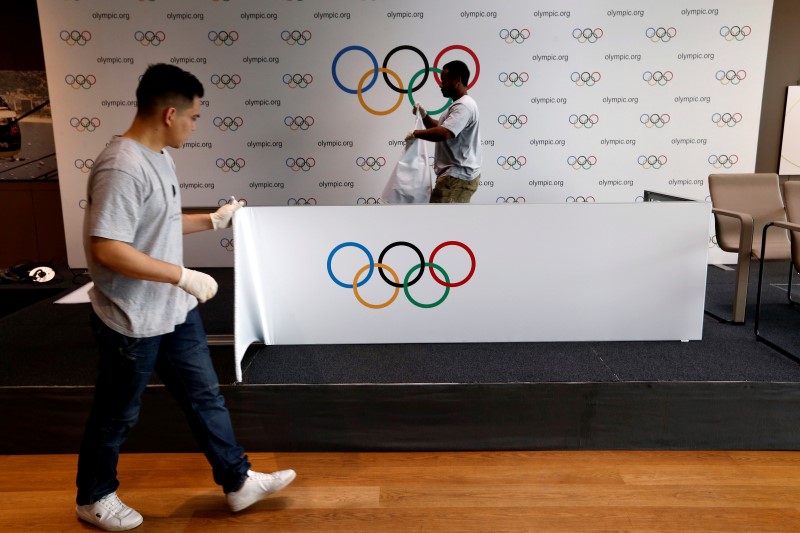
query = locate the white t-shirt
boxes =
[434,95,482,181]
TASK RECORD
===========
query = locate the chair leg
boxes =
[704,249,751,325]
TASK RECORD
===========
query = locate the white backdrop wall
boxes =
[37,0,773,267]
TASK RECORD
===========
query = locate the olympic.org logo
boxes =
[211,74,241,89]
[499,28,531,44]
[646,27,676,42]
[640,113,670,128]
[643,71,673,86]
[282,30,311,45]
[288,198,317,205]
[213,116,243,131]
[220,238,234,252]
[712,112,742,127]
[497,197,526,203]
[65,74,96,90]
[498,72,529,87]
[286,157,315,171]
[135,31,165,46]
[498,114,528,129]
[70,117,100,132]
[356,157,387,171]
[497,156,526,170]
[209,31,239,46]
[331,44,480,117]
[638,155,667,169]
[569,114,599,129]
[716,70,746,85]
[721,26,751,41]
[357,197,385,205]
[283,73,313,88]
[573,28,603,43]
[284,116,314,131]
[216,157,245,172]
[708,154,739,169]
[74,159,94,173]
[566,196,595,203]
[568,155,597,170]
[327,241,476,309]
[571,72,601,87]
[60,30,91,46]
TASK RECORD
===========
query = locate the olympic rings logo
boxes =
[327,241,476,309]
[720,26,751,41]
[283,73,313,88]
[568,156,597,170]
[571,72,601,87]
[572,28,603,43]
[74,159,94,173]
[712,112,742,127]
[499,28,531,44]
[286,157,316,171]
[643,70,673,86]
[640,113,670,128]
[213,116,243,131]
[60,30,91,46]
[708,154,739,169]
[638,155,667,169]
[282,30,311,45]
[79,199,88,210]
[498,72,529,87]
[497,156,526,170]
[498,114,528,129]
[216,157,245,172]
[211,74,241,89]
[70,117,100,132]
[566,196,595,203]
[357,197,384,205]
[220,238,234,252]
[496,197,526,203]
[218,198,247,207]
[569,114,599,129]
[646,27,676,42]
[716,70,747,85]
[288,198,317,205]
[331,44,480,117]
[65,74,96,90]
[208,31,239,46]
[356,157,386,171]
[709,235,719,249]
[134,31,165,46]
[284,115,314,130]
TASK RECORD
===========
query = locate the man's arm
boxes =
[90,237,182,283]
[182,213,214,235]
[413,126,455,143]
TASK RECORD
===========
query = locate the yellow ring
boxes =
[352,262,400,309]
[357,68,404,116]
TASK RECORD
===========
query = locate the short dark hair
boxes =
[136,63,204,116]
[443,60,470,87]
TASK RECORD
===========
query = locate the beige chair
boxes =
[707,173,791,324]
[754,180,800,363]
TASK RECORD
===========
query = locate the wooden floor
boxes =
[2,451,800,532]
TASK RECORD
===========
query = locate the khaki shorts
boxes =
[430,174,480,204]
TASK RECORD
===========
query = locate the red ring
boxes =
[428,241,476,287]
[433,45,480,89]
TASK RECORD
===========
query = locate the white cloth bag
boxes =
[381,115,433,203]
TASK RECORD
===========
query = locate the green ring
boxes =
[407,67,452,116]
[404,262,450,308]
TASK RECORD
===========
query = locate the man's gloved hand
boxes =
[412,103,427,118]
[404,130,416,142]
[176,266,218,303]
[210,197,244,230]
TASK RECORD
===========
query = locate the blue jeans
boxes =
[76,307,250,504]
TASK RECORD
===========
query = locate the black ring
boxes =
[382,45,429,94]
[378,241,425,288]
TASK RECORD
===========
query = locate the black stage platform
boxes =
[2,261,800,453]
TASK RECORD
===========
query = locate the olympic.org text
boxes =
[101,100,137,108]
[92,12,130,21]
[533,54,569,63]
[530,138,566,147]
[479,180,494,188]
[167,12,204,22]
[243,56,279,65]
[461,10,498,19]
[241,12,278,21]
[605,53,642,62]
[180,182,214,190]
[171,57,206,66]
[247,140,283,149]
[530,179,565,188]
[682,8,719,16]
[245,99,281,107]
[250,181,285,190]
[318,140,354,148]
[607,10,644,18]
[314,12,351,20]
[669,178,705,186]
[181,141,212,149]
[601,138,636,146]
[603,96,639,105]
[533,10,570,19]
[599,179,635,187]
[481,139,495,147]
[98,57,134,65]
[678,52,715,61]
[531,97,567,105]
[675,96,711,104]
[672,138,708,146]
[387,11,424,20]
[319,180,354,189]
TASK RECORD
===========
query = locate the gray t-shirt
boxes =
[434,95,482,181]
[83,136,196,337]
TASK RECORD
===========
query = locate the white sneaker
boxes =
[76,492,143,531]
[227,469,296,512]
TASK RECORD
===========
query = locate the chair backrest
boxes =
[783,180,800,272]
[708,173,787,255]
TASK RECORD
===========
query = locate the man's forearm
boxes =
[91,237,182,284]
[183,213,214,234]
[414,126,454,142]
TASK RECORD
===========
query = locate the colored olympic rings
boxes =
[288,198,317,205]
[571,72,601,86]
[568,156,597,170]
[60,30,91,46]
[281,30,311,45]
[716,70,747,85]
[135,31,165,46]
[712,112,742,127]
[220,238,234,252]
[720,26,751,41]
[569,114,599,128]
[637,155,667,169]
[498,114,528,129]
[643,70,673,86]
[356,157,386,171]
[213,116,243,131]
[70,116,100,132]
[359,67,405,116]
[74,159,94,173]
[211,74,241,89]
[407,68,452,115]
[497,197,526,203]
[216,158,245,172]
[283,73,313,88]
[498,72,529,87]
[640,113,670,128]
[566,196,595,203]
[497,156,526,170]
[209,30,239,46]
[65,74,96,89]
[708,154,738,169]
[432,45,480,88]
[286,157,315,171]
[357,197,383,205]
[382,45,429,93]
[499,28,531,44]
[573,28,603,43]
[284,115,314,130]
[646,27,676,42]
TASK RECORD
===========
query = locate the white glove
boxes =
[412,103,427,118]
[405,130,416,142]
[210,197,244,230]
[176,266,218,303]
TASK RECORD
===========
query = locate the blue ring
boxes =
[327,242,374,288]
[332,46,379,95]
